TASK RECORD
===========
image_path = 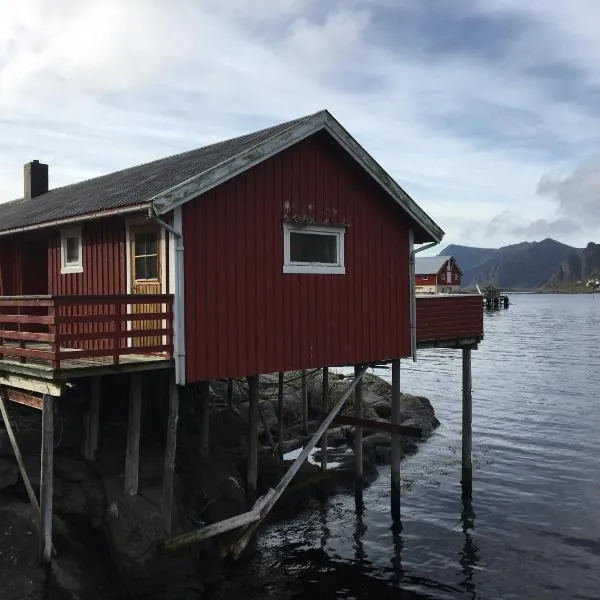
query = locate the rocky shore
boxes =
[0,370,440,600]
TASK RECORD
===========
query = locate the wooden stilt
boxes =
[247,375,259,508]
[320,367,329,470]
[354,365,363,481]
[40,394,54,563]
[161,373,179,537]
[301,369,308,435]
[226,379,233,409]
[199,381,210,459]
[390,358,401,522]
[462,347,473,485]
[124,373,142,496]
[277,372,284,458]
[84,376,101,461]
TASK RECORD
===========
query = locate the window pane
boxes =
[66,237,80,264]
[134,232,158,257]
[135,257,147,279]
[289,232,337,264]
[145,255,158,279]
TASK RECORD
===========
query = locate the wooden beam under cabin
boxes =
[124,373,143,496]
[40,394,54,563]
[161,374,179,537]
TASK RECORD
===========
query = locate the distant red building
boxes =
[415,256,463,294]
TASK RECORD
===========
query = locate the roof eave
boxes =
[150,110,444,244]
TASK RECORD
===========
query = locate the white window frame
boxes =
[283,222,346,275]
[60,226,83,274]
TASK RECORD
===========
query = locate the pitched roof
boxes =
[415,255,454,275]
[0,110,444,243]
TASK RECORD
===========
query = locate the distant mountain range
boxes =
[439,239,600,290]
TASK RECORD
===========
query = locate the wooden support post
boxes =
[390,358,401,522]
[161,373,179,537]
[462,347,473,485]
[301,370,308,435]
[199,381,210,460]
[84,376,101,461]
[320,367,329,470]
[247,375,259,508]
[40,394,54,563]
[124,373,142,496]
[258,400,278,457]
[226,379,233,409]
[277,372,284,458]
[354,364,363,481]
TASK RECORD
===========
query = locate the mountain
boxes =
[439,239,600,290]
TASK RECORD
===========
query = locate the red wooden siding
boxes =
[48,218,129,351]
[415,274,436,285]
[182,132,412,382]
[416,295,482,342]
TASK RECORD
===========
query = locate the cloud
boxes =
[1,0,600,249]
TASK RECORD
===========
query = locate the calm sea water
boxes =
[224,294,600,599]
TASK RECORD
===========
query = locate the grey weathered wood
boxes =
[354,365,363,480]
[301,369,308,435]
[247,375,259,508]
[258,399,278,456]
[124,373,142,496]
[390,358,401,521]
[462,347,473,484]
[199,381,210,459]
[0,386,41,524]
[85,376,101,461]
[231,365,369,559]
[160,367,369,555]
[320,367,329,470]
[226,379,233,409]
[277,372,284,457]
[161,374,179,536]
[40,394,54,563]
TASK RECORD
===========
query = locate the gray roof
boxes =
[0,110,444,243]
[415,255,453,275]
[0,114,308,233]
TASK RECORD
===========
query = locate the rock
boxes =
[54,480,89,518]
[55,455,93,483]
[0,498,46,600]
[0,457,18,491]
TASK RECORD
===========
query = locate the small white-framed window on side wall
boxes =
[283,222,346,274]
[60,227,83,274]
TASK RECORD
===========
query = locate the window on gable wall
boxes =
[283,222,346,274]
[60,227,83,274]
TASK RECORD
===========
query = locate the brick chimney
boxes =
[24,160,48,200]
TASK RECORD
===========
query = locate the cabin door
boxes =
[129,224,163,348]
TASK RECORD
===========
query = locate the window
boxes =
[133,231,159,280]
[60,227,83,274]
[283,222,345,274]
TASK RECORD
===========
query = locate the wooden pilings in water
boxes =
[390,358,401,522]
[277,372,284,457]
[301,370,308,435]
[83,376,101,462]
[462,347,473,486]
[124,373,142,496]
[354,364,364,505]
[198,381,210,460]
[320,367,329,470]
[246,374,259,508]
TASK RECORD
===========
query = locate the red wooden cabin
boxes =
[415,255,463,294]
[0,111,482,386]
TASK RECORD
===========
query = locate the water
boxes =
[221,294,600,599]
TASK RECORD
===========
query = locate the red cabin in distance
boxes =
[415,255,463,294]
[0,110,482,386]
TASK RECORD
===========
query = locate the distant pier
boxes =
[482,286,509,310]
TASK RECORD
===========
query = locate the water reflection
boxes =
[459,482,479,598]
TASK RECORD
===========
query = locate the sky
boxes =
[1,0,600,250]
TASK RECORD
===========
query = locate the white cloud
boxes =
[1,0,600,248]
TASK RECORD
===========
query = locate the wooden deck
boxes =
[0,294,174,380]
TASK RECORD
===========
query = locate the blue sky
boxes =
[1,0,600,249]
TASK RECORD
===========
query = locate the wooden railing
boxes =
[416,294,483,343]
[0,295,174,369]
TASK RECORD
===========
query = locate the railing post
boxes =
[113,299,121,365]
[49,301,59,370]
[18,304,25,363]
[166,296,174,358]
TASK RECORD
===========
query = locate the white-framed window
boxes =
[283,222,346,274]
[60,226,83,274]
